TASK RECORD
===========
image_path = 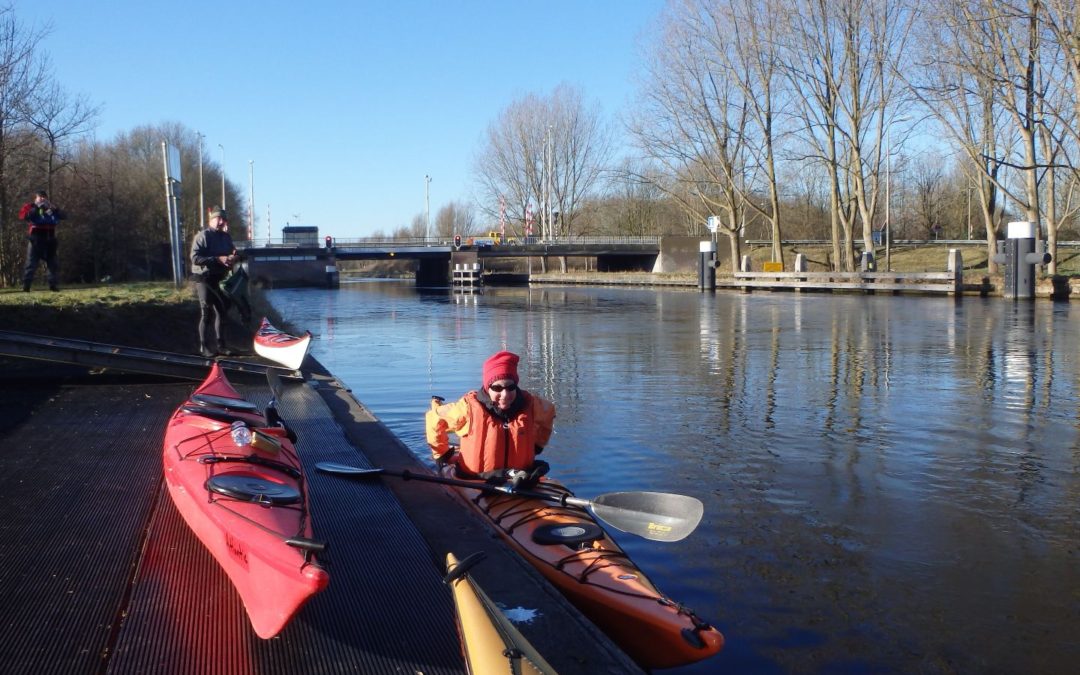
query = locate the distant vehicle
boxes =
[463,231,521,247]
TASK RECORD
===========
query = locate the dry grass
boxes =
[0,281,284,353]
[746,242,1080,277]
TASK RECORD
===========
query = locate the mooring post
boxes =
[994,221,1051,299]
[699,241,716,291]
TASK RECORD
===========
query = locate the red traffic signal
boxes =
[324,235,333,249]
[454,235,461,248]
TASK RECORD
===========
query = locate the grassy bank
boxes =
[0,282,282,353]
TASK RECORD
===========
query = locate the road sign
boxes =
[706,216,719,233]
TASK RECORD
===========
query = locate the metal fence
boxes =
[237,235,663,249]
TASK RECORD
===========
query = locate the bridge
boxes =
[236,236,708,287]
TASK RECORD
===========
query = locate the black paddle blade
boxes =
[590,491,704,543]
[315,462,384,477]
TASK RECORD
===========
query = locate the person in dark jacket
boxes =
[190,206,238,357]
[19,191,65,291]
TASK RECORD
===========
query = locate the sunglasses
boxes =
[488,382,517,393]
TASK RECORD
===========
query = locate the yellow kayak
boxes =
[445,552,558,675]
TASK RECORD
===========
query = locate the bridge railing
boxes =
[237,235,662,249]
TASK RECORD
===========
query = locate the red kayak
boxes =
[442,468,724,669]
[162,363,328,638]
[254,318,312,370]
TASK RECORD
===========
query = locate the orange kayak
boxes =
[441,469,724,669]
[162,363,328,638]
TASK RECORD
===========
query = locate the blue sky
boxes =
[22,1,664,239]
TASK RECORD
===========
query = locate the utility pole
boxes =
[425,174,432,241]
[218,144,226,209]
[248,160,255,242]
[885,117,910,271]
[197,133,205,228]
[545,125,553,241]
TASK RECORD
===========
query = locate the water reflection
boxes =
[269,282,1079,674]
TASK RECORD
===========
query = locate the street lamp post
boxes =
[425,174,431,242]
[967,181,974,240]
[885,116,910,272]
[248,160,255,242]
[197,133,205,228]
[218,144,226,210]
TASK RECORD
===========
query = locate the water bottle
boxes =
[230,420,252,447]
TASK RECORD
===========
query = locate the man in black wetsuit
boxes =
[189,206,238,357]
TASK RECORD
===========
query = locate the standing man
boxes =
[19,190,65,292]
[190,206,238,357]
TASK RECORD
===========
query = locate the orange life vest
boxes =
[430,390,554,476]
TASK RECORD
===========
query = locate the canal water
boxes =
[268,281,1078,674]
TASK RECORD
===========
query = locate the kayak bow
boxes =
[445,552,558,675]
[253,317,312,370]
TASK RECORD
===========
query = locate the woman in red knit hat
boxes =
[425,350,556,481]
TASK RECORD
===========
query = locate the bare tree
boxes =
[710,0,791,267]
[910,153,947,237]
[22,79,99,193]
[0,5,49,285]
[780,0,916,271]
[605,159,671,236]
[473,83,612,271]
[1042,0,1080,144]
[909,0,1068,272]
[629,0,756,271]
[433,200,476,238]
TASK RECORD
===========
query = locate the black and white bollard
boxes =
[699,240,716,291]
[994,221,1051,300]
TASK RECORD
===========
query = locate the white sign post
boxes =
[162,141,184,287]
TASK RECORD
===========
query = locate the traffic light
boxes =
[454,234,461,249]
[325,235,333,250]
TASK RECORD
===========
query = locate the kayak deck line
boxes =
[469,489,643,585]
[0,328,301,380]
[0,367,645,674]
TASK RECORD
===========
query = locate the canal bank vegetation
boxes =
[0,282,285,353]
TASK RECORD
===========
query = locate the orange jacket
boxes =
[425,390,555,476]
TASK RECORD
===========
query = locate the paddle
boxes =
[315,461,703,542]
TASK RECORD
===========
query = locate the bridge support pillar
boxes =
[416,258,450,287]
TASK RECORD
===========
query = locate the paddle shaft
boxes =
[315,461,703,542]
[387,467,588,509]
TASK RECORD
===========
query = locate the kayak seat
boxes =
[206,474,302,505]
[531,522,604,546]
[191,393,260,413]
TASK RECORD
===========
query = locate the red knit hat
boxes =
[482,351,520,388]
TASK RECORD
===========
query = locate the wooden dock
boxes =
[718,250,964,296]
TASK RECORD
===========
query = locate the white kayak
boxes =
[253,318,312,370]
